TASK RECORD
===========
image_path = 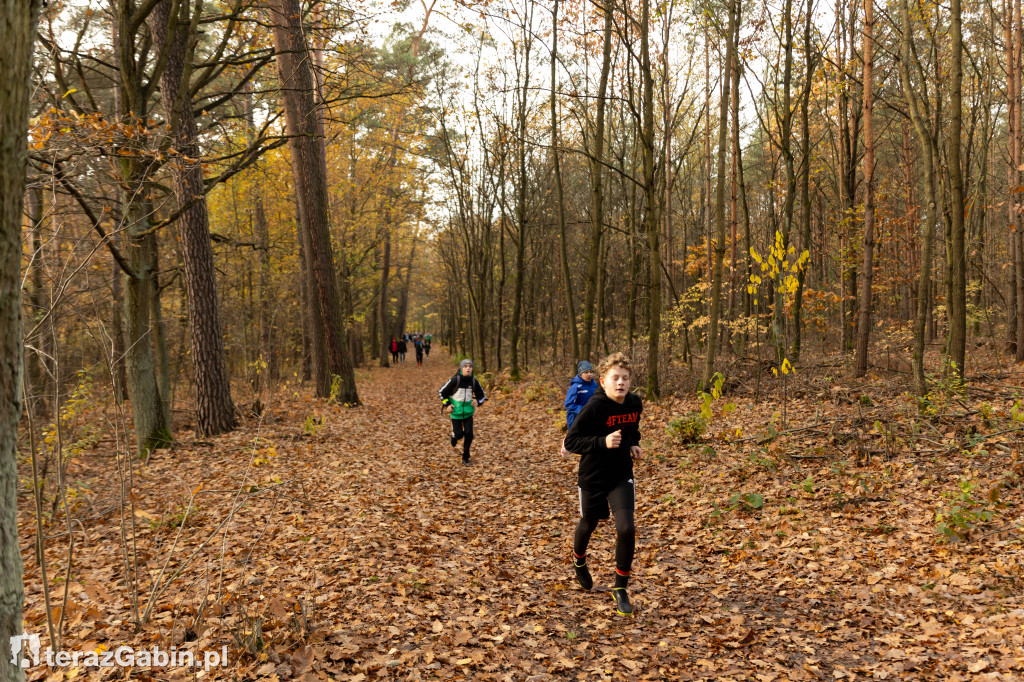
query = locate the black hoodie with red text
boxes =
[563,387,643,492]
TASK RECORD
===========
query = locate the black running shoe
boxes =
[451,434,458,448]
[612,587,633,616]
[462,457,471,466]
[573,558,593,591]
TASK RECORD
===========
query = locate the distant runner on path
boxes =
[563,352,643,616]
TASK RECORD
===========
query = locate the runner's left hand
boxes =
[630,445,642,460]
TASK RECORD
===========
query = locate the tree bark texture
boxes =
[1,1,42,677]
[900,0,940,396]
[550,0,579,361]
[641,0,661,398]
[855,0,876,378]
[378,228,392,367]
[510,9,532,381]
[270,0,359,404]
[792,3,815,361]
[150,0,237,435]
[582,0,613,362]
[947,0,967,377]
[702,0,737,389]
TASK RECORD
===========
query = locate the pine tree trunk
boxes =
[270,0,359,404]
[1,1,42,675]
[855,0,876,378]
[947,0,967,378]
[378,227,391,367]
[1013,0,1024,361]
[150,0,237,435]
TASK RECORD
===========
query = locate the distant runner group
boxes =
[389,333,431,366]
[436,350,643,617]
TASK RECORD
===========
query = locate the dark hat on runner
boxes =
[576,360,594,376]
[459,359,474,371]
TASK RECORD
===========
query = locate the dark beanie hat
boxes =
[577,360,594,376]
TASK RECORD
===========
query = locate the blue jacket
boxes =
[564,375,598,429]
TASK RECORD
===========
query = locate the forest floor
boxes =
[16,350,1024,681]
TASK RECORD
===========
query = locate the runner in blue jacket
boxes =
[564,360,597,430]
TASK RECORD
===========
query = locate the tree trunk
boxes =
[270,0,359,404]
[27,186,52,416]
[947,0,967,378]
[151,239,171,424]
[510,9,533,381]
[150,0,237,435]
[582,0,613,361]
[733,23,753,349]
[641,0,661,398]
[253,187,275,383]
[378,226,392,367]
[296,221,314,382]
[855,0,876,378]
[792,3,815,362]
[243,89,277,385]
[839,0,860,353]
[899,0,940,396]
[0,1,42,676]
[1012,0,1024,361]
[394,239,418,338]
[772,0,797,363]
[702,0,738,389]
[550,0,579,361]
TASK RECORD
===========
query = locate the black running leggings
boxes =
[573,479,635,574]
[452,416,474,457]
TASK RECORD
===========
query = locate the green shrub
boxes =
[666,414,707,443]
[935,477,1002,542]
[524,383,553,403]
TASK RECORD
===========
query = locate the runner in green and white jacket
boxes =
[439,359,486,465]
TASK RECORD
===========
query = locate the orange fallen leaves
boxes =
[15,358,1024,680]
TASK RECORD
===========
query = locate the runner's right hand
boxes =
[605,430,622,449]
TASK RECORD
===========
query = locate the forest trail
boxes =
[19,352,1024,681]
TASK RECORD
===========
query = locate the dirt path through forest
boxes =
[19,352,1024,681]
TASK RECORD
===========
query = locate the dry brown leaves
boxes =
[17,356,1024,680]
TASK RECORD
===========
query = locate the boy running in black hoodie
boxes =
[563,352,643,616]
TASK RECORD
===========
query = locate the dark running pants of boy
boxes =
[391,351,399,363]
[452,416,474,460]
[574,479,635,576]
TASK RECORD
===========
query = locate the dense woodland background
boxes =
[2,0,1024,677]
[12,0,1024,447]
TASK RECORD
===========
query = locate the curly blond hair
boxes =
[596,352,632,379]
